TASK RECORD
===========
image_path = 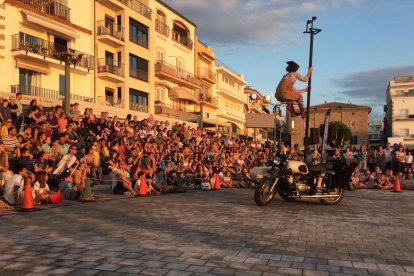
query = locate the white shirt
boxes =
[406,154,413,164]
[3,174,24,204]
[32,181,50,198]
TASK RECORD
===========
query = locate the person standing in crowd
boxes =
[395,145,406,174]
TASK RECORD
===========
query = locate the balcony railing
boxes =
[17,0,70,21]
[11,84,94,102]
[155,102,196,117]
[117,0,152,19]
[155,19,169,37]
[130,103,148,113]
[97,59,124,77]
[155,60,200,86]
[199,67,216,81]
[195,91,218,106]
[395,115,414,120]
[98,96,124,108]
[12,33,94,70]
[129,33,148,48]
[97,20,125,41]
[129,67,148,82]
[172,30,193,49]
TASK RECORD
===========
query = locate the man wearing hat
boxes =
[275,61,312,118]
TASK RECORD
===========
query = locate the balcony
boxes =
[155,103,197,120]
[155,60,201,89]
[16,0,70,21]
[172,30,193,49]
[155,19,169,37]
[217,108,246,123]
[97,21,125,47]
[11,84,94,103]
[394,115,414,121]
[216,86,245,102]
[98,0,151,19]
[198,67,216,84]
[97,59,125,83]
[98,96,124,108]
[12,33,94,71]
[129,102,148,113]
[195,91,218,108]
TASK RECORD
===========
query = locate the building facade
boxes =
[384,76,414,146]
[95,0,154,115]
[288,102,371,148]
[1,0,95,107]
[153,0,200,122]
[243,86,270,140]
[368,119,384,145]
[215,60,247,137]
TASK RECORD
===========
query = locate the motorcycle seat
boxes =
[308,163,333,173]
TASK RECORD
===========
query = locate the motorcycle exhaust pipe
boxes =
[296,194,340,199]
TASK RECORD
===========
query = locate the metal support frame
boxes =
[303,16,321,152]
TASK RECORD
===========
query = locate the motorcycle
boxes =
[254,155,357,206]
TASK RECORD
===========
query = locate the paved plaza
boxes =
[1,189,414,276]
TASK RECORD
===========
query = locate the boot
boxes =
[298,103,307,119]
[287,102,300,118]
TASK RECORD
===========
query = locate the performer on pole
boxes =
[275,61,312,119]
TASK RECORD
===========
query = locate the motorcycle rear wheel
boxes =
[254,177,277,206]
[319,186,344,205]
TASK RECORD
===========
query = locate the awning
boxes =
[23,10,80,39]
[16,58,50,74]
[169,87,197,103]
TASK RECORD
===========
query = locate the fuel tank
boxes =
[286,160,308,174]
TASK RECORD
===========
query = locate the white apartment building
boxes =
[384,76,414,146]
[368,119,383,145]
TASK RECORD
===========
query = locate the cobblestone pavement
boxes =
[1,189,414,276]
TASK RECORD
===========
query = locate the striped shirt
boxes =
[2,135,19,152]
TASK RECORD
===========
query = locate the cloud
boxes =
[162,0,357,48]
[333,65,414,118]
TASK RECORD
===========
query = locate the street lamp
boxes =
[264,94,284,150]
[198,87,207,129]
[303,16,321,151]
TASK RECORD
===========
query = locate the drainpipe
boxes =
[93,0,96,105]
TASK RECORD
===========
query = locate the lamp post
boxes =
[303,16,321,151]
[199,88,206,129]
[264,94,284,151]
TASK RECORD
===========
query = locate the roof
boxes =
[156,0,197,27]
[311,102,372,113]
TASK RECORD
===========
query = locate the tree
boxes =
[320,121,352,149]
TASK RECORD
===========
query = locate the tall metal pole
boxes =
[64,58,71,114]
[304,17,321,152]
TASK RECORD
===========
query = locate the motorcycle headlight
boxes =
[273,157,281,166]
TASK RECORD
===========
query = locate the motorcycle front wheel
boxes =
[254,177,278,206]
[319,186,344,205]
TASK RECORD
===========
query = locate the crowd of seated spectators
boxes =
[0,93,274,207]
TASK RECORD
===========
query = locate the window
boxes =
[129,88,148,112]
[172,21,191,48]
[156,86,166,102]
[399,129,409,137]
[400,109,409,118]
[129,18,148,48]
[350,121,356,128]
[395,90,404,96]
[350,135,358,145]
[156,47,165,62]
[129,54,148,82]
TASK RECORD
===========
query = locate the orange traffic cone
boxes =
[139,174,147,197]
[213,173,221,190]
[393,176,402,193]
[21,180,35,211]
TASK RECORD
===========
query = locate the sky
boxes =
[163,0,414,120]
